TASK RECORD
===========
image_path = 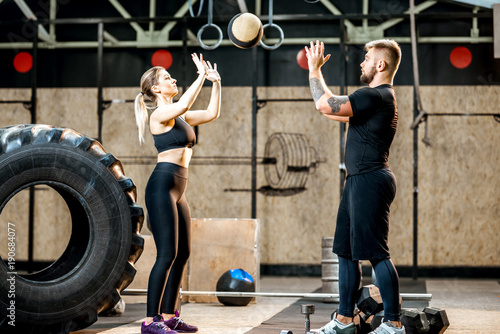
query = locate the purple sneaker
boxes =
[141,320,177,334]
[161,312,198,333]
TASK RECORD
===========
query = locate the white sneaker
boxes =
[369,321,405,334]
[312,318,356,334]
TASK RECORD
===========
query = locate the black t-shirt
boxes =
[345,84,398,176]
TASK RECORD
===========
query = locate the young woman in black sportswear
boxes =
[134,53,221,334]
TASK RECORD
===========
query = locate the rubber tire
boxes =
[0,124,144,334]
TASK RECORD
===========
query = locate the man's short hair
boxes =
[365,39,402,75]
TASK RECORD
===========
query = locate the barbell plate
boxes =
[264,132,312,189]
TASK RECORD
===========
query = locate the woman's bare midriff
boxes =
[157,147,193,168]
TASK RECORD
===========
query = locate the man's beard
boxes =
[360,65,376,84]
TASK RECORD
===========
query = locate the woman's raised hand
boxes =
[205,61,220,83]
[192,53,207,77]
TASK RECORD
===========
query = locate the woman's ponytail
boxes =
[134,66,162,144]
[134,92,148,144]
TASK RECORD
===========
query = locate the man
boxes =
[305,39,404,334]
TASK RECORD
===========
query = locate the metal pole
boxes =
[182,18,195,138]
[28,20,39,273]
[251,46,258,218]
[413,90,419,281]
[122,289,432,301]
[409,0,420,280]
[338,18,347,196]
[97,22,104,143]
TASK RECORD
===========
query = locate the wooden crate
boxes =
[129,218,260,304]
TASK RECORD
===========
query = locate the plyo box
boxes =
[129,218,260,304]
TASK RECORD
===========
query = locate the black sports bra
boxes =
[152,116,196,153]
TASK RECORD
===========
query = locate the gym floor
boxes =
[74,276,500,334]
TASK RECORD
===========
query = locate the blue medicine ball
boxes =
[216,269,255,306]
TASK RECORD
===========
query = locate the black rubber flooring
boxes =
[246,278,428,334]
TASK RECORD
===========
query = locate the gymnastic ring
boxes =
[259,23,284,50]
[303,0,320,3]
[197,23,223,50]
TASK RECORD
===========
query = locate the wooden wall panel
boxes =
[416,86,500,266]
[0,85,498,269]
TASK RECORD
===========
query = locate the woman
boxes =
[134,53,221,334]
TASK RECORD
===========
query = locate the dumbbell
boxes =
[401,309,430,334]
[357,310,385,333]
[301,304,315,334]
[355,285,403,334]
[424,307,449,334]
[357,284,403,316]
[352,309,385,334]
[401,307,449,334]
[331,307,383,334]
[357,285,449,334]
[357,284,384,317]
[279,304,316,334]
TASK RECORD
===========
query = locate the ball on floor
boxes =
[228,13,263,49]
[216,268,255,306]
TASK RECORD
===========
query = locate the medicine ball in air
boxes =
[228,13,263,49]
[216,268,255,306]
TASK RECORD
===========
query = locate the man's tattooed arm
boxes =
[327,96,349,114]
[310,77,349,114]
[309,78,325,102]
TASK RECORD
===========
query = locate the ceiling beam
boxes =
[149,0,156,38]
[159,0,198,37]
[103,30,119,44]
[237,0,248,13]
[49,0,57,40]
[255,0,262,16]
[0,1,494,50]
[14,0,55,44]
[187,29,198,44]
[362,0,369,32]
[108,0,146,36]
[375,0,437,33]
[318,0,357,32]
[0,35,492,50]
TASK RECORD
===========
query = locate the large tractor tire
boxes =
[0,124,144,333]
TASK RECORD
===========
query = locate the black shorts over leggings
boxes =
[333,168,396,261]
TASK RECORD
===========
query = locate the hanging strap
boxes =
[188,0,204,17]
[409,0,427,130]
[197,0,223,50]
[259,0,284,50]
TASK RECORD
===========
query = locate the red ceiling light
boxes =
[151,50,173,70]
[13,52,33,73]
[450,46,472,69]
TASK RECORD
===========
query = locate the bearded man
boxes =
[306,39,405,334]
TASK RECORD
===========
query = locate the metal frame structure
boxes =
[0,0,494,50]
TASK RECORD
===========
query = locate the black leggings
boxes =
[145,162,191,317]
[338,256,401,321]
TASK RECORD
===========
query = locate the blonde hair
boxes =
[134,66,164,144]
[364,39,402,76]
